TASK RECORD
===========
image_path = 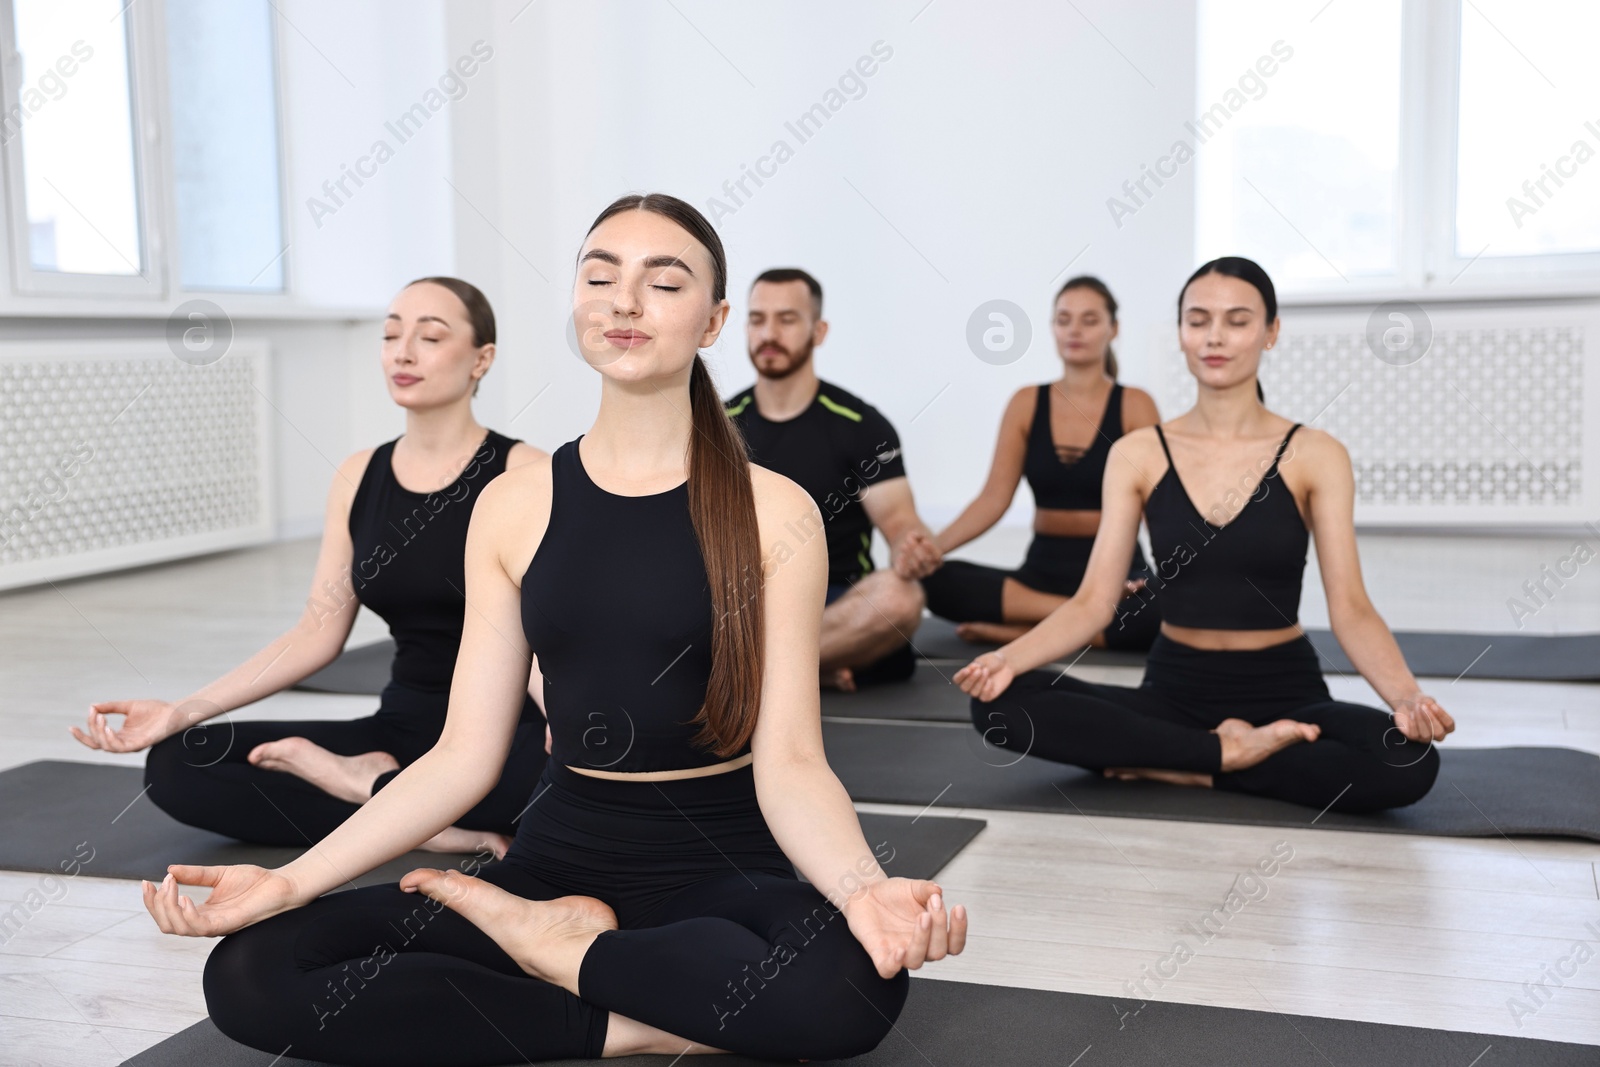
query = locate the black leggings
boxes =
[973,634,1440,813]
[204,760,907,1064]
[145,681,548,844]
[922,533,1161,651]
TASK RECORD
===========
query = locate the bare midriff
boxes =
[566,751,754,781]
[1159,622,1304,651]
[1032,507,1102,538]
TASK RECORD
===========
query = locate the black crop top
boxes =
[1143,423,1307,630]
[348,429,518,692]
[1023,383,1124,511]
[521,436,744,774]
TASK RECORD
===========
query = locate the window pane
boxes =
[1455,0,1600,259]
[166,0,285,290]
[1194,0,1400,285]
[11,0,142,275]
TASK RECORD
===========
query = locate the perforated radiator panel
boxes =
[1152,307,1594,525]
[0,340,274,591]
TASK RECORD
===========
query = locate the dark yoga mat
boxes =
[0,761,982,884]
[824,661,972,723]
[294,639,393,694]
[823,719,1600,841]
[912,615,1600,682]
[122,975,1596,1066]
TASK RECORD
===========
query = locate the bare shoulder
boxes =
[1282,424,1348,468]
[474,451,554,581]
[503,440,548,469]
[1107,423,1169,484]
[1120,386,1162,428]
[1280,422,1344,489]
[329,446,379,505]
[749,464,823,548]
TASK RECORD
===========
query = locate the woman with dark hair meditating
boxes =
[141,193,966,1063]
[954,257,1453,814]
[74,277,548,856]
[922,274,1163,651]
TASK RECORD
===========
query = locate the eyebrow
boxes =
[580,248,696,275]
[385,313,453,328]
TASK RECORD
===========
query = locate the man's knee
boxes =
[852,570,925,634]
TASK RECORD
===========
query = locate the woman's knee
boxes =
[1371,742,1441,811]
[204,926,299,1050]
[143,735,204,822]
[785,924,909,1058]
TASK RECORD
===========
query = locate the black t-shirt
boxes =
[725,379,906,586]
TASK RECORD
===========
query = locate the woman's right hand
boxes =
[143,864,304,937]
[71,699,194,754]
[953,650,1015,701]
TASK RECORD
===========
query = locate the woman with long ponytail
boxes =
[142,193,965,1063]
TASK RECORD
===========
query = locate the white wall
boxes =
[443,0,1200,527]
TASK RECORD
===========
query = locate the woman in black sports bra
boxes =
[952,257,1454,814]
[73,277,549,855]
[922,276,1163,651]
[142,194,966,1062]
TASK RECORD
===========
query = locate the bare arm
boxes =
[144,460,565,935]
[751,471,965,975]
[76,450,371,753]
[933,388,1031,554]
[954,432,1155,697]
[1302,431,1455,741]
[751,475,881,896]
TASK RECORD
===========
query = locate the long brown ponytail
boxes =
[582,194,763,757]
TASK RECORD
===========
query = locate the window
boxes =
[1453,0,1600,261]
[166,0,286,291]
[1195,0,1402,286]
[1,0,152,294]
[1196,0,1600,296]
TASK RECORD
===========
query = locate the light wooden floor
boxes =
[2,535,1597,1063]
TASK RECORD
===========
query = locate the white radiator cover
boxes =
[0,339,274,592]
[1152,306,1596,525]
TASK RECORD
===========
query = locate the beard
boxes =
[749,337,815,380]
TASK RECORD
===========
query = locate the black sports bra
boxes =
[348,429,518,693]
[1143,423,1307,630]
[520,436,745,773]
[1023,383,1124,511]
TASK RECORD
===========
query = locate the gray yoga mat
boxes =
[822,719,1600,841]
[0,761,982,884]
[121,975,1597,1066]
[912,614,1600,682]
[823,661,972,723]
[293,639,393,694]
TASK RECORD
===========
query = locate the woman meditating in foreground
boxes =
[139,193,966,1064]
[954,257,1454,814]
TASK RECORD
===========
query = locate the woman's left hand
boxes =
[841,877,967,979]
[1391,692,1455,743]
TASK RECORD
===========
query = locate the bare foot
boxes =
[400,870,617,996]
[821,666,857,692]
[1215,717,1320,772]
[955,621,1030,644]
[419,827,512,860]
[247,738,400,804]
[1103,766,1214,787]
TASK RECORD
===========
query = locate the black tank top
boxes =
[521,436,745,774]
[348,430,517,693]
[1144,423,1306,629]
[1023,383,1123,511]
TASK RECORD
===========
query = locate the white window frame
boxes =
[0,0,169,298]
[1213,0,1600,306]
